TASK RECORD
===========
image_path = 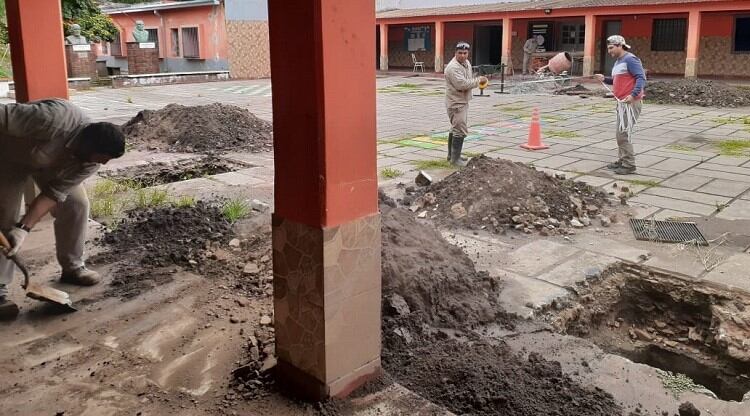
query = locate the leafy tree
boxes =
[61,0,118,42]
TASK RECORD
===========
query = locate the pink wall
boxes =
[109,5,227,60]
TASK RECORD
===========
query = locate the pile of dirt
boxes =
[409,156,612,235]
[91,201,273,300]
[101,156,246,187]
[383,333,622,416]
[122,103,273,153]
[379,193,622,416]
[646,79,750,107]
[380,191,504,329]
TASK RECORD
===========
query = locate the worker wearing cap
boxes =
[0,99,126,319]
[444,41,487,167]
[595,35,646,175]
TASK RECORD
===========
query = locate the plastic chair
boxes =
[411,53,425,72]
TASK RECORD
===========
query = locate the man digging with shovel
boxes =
[445,41,488,167]
[0,99,125,319]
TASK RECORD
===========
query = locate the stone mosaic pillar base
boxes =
[272,213,381,400]
[685,58,698,78]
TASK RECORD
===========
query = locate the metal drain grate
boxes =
[629,219,708,246]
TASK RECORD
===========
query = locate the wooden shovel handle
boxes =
[0,230,11,252]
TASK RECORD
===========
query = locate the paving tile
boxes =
[210,172,266,187]
[535,251,619,288]
[490,148,552,160]
[630,166,674,179]
[501,240,580,277]
[642,187,731,206]
[695,162,750,176]
[684,168,750,183]
[696,179,750,198]
[658,174,714,191]
[651,209,702,221]
[573,175,614,188]
[715,200,750,220]
[496,272,569,319]
[644,255,707,279]
[560,159,607,173]
[701,253,750,294]
[646,150,714,161]
[708,155,750,166]
[628,194,716,216]
[569,234,651,263]
[534,155,581,169]
[647,158,701,172]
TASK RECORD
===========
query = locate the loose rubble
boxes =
[408,156,611,235]
[646,79,750,108]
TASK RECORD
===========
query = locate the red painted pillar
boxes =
[268,0,381,400]
[5,0,68,102]
[501,17,513,75]
[435,21,445,73]
[583,13,598,76]
[685,10,702,78]
[379,23,389,71]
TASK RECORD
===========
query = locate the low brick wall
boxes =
[66,45,97,79]
[111,71,230,88]
[126,42,160,75]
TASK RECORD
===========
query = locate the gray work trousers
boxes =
[522,53,532,74]
[0,168,89,298]
[616,100,642,169]
[447,103,469,137]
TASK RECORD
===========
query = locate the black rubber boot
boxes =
[447,132,453,161]
[450,135,467,167]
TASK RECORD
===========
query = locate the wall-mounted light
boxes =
[544,8,551,14]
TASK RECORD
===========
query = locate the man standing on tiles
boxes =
[596,35,646,175]
[444,41,487,167]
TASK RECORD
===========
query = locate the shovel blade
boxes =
[25,283,77,312]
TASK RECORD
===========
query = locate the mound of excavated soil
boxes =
[413,156,611,235]
[122,103,273,153]
[91,202,272,299]
[646,79,750,107]
[380,191,504,329]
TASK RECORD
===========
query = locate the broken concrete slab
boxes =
[496,272,569,319]
[502,240,580,277]
[535,251,618,288]
[567,234,651,263]
[701,253,750,294]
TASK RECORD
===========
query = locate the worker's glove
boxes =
[6,227,28,257]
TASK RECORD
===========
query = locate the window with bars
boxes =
[170,28,180,57]
[734,16,750,53]
[146,28,159,48]
[181,27,200,58]
[111,31,122,56]
[651,18,687,51]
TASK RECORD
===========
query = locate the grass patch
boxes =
[134,188,170,209]
[222,199,252,223]
[542,114,567,123]
[665,144,696,152]
[463,151,483,158]
[414,159,454,170]
[626,179,661,188]
[712,116,750,126]
[380,167,404,179]
[546,129,579,139]
[393,83,420,89]
[656,369,709,399]
[174,195,197,208]
[91,197,117,218]
[714,139,750,156]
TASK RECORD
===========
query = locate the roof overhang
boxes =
[102,0,220,15]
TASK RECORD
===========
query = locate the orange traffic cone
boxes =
[521,107,549,150]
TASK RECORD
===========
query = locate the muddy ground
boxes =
[122,103,273,153]
[646,79,750,108]
[407,156,613,235]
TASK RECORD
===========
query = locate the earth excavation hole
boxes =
[548,264,750,402]
[101,156,251,187]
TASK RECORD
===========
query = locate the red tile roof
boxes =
[377,0,730,19]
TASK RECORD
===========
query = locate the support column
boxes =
[685,10,701,78]
[583,13,597,76]
[269,0,381,401]
[501,17,513,75]
[379,23,389,71]
[435,21,445,73]
[5,0,68,102]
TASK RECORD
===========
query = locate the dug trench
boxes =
[100,156,251,188]
[546,264,750,402]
